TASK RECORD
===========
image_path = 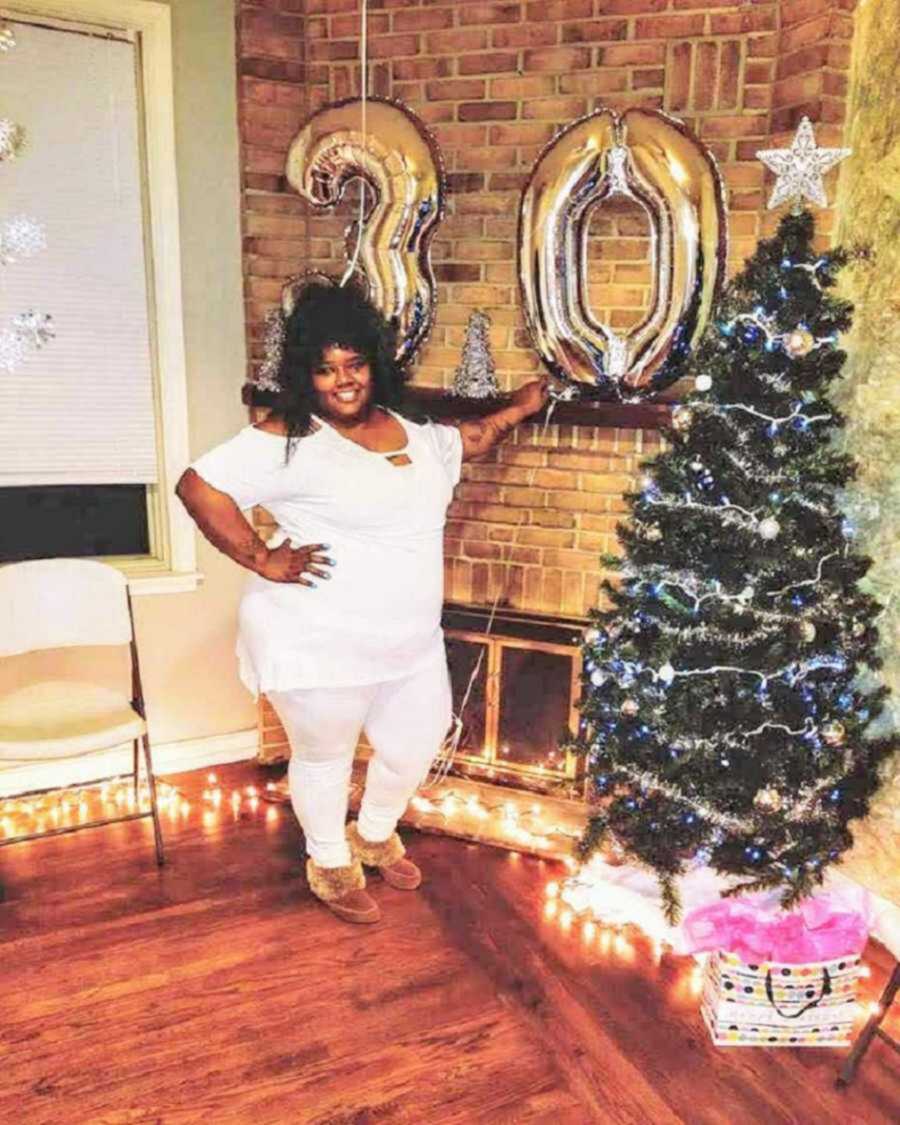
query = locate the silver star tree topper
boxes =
[756,117,851,210]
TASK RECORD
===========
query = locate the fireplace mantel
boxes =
[404,387,672,429]
[243,381,673,430]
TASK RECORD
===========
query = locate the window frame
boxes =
[1,0,199,595]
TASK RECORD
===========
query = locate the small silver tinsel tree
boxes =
[452,309,500,398]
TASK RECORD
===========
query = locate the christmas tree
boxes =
[573,210,897,921]
[452,309,500,399]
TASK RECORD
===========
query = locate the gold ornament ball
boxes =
[798,620,817,642]
[645,525,662,541]
[852,620,866,637]
[754,787,782,812]
[783,327,815,358]
[621,699,639,717]
[671,405,694,432]
[822,721,846,747]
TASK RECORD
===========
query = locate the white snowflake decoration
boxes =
[0,329,26,372]
[756,117,851,210]
[13,310,54,349]
[0,215,45,264]
[0,34,54,374]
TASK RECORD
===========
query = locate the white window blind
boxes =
[0,19,158,486]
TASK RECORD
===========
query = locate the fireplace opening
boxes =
[443,603,586,798]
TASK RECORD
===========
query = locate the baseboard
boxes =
[0,727,259,798]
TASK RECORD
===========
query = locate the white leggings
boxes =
[267,646,452,868]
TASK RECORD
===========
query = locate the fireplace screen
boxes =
[444,607,583,793]
[444,635,489,762]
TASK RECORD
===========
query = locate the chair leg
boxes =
[140,732,165,867]
[837,963,900,1087]
[132,738,140,803]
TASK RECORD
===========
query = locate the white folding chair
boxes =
[0,558,164,865]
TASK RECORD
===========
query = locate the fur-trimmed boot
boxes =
[306,857,381,924]
[347,821,422,890]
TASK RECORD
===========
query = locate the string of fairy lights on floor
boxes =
[0,772,579,852]
[408,785,582,852]
[0,772,275,839]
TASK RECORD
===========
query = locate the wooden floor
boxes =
[1,761,897,1125]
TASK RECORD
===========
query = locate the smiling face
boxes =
[311,344,374,424]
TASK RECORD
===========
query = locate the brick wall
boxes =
[238,0,856,627]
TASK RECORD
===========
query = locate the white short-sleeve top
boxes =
[189,410,463,696]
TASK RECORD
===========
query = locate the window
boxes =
[0,2,196,594]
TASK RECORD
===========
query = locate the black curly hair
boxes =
[269,282,408,460]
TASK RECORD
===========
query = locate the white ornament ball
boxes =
[590,668,606,687]
[671,405,693,432]
[783,327,815,358]
[739,585,755,602]
[754,787,782,812]
[645,525,662,542]
[694,374,713,392]
[584,627,600,645]
[657,662,675,686]
[822,721,845,747]
[621,698,639,717]
[758,517,781,541]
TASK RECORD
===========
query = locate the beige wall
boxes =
[833,0,900,905]
[0,0,255,749]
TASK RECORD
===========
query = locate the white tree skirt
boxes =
[560,857,900,961]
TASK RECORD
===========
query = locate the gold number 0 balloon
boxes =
[285,97,445,366]
[518,108,727,397]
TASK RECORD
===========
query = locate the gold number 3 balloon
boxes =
[518,108,727,397]
[285,97,445,366]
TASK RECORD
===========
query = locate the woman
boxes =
[176,283,548,924]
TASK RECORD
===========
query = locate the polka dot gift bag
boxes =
[684,890,870,1047]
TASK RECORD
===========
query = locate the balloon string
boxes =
[340,0,368,288]
[426,397,561,786]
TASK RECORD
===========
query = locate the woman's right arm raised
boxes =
[175,469,332,586]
